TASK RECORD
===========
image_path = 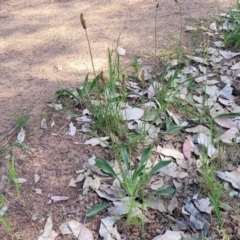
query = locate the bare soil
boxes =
[0,0,238,239]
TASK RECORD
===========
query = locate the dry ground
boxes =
[0,0,238,239]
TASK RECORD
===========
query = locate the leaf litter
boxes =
[37,8,240,240]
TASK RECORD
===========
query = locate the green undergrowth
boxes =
[52,3,240,238]
[0,195,11,235]
[223,2,240,49]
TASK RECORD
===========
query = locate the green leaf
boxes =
[120,144,129,171]
[139,146,152,167]
[76,87,87,100]
[219,202,234,211]
[55,89,77,99]
[132,165,146,183]
[216,112,240,118]
[163,121,183,135]
[155,188,175,196]
[149,160,171,176]
[82,74,89,88]
[95,158,117,179]
[90,73,100,91]
[86,202,111,217]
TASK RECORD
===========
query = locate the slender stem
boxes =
[177,0,183,61]
[85,29,96,77]
[155,4,159,66]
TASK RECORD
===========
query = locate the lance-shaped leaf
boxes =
[95,158,117,179]
[120,144,130,171]
[149,160,172,176]
[155,188,175,196]
[86,202,111,217]
[139,146,152,167]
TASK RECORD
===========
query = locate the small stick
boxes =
[0,126,17,142]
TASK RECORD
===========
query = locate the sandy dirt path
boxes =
[0,0,236,135]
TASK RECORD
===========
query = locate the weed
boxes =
[154,3,159,66]
[0,195,11,234]
[151,64,192,123]
[223,2,240,49]
[13,112,30,130]
[80,13,96,77]
[6,154,20,197]
[198,145,230,239]
[94,144,174,221]
[55,73,100,105]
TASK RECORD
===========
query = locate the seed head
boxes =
[80,13,87,29]
[156,3,159,8]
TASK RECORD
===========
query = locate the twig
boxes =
[0,126,17,142]
[55,121,70,135]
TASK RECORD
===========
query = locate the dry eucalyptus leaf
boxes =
[185,26,197,31]
[76,116,92,123]
[194,198,213,214]
[210,22,217,31]
[147,197,167,212]
[34,174,40,184]
[58,222,72,235]
[80,123,91,133]
[217,84,234,100]
[68,220,94,240]
[17,128,26,143]
[121,107,144,120]
[215,171,240,190]
[83,176,100,195]
[157,161,177,177]
[152,230,182,240]
[214,41,224,47]
[217,128,239,143]
[185,125,210,134]
[147,82,161,98]
[15,178,27,184]
[38,216,58,240]
[182,140,193,165]
[82,108,90,115]
[159,148,184,160]
[75,174,85,183]
[34,188,42,195]
[231,61,240,70]
[168,196,178,214]
[68,122,76,136]
[84,137,109,147]
[186,55,207,64]
[96,188,121,202]
[48,103,62,110]
[41,118,47,129]
[99,217,122,240]
[150,178,164,190]
[68,178,77,187]
[116,46,126,56]
[51,195,69,202]
[197,133,217,158]
[51,119,55,128]
[219,50,240,59]
[214,117,240,129]
[108,201,128,216]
